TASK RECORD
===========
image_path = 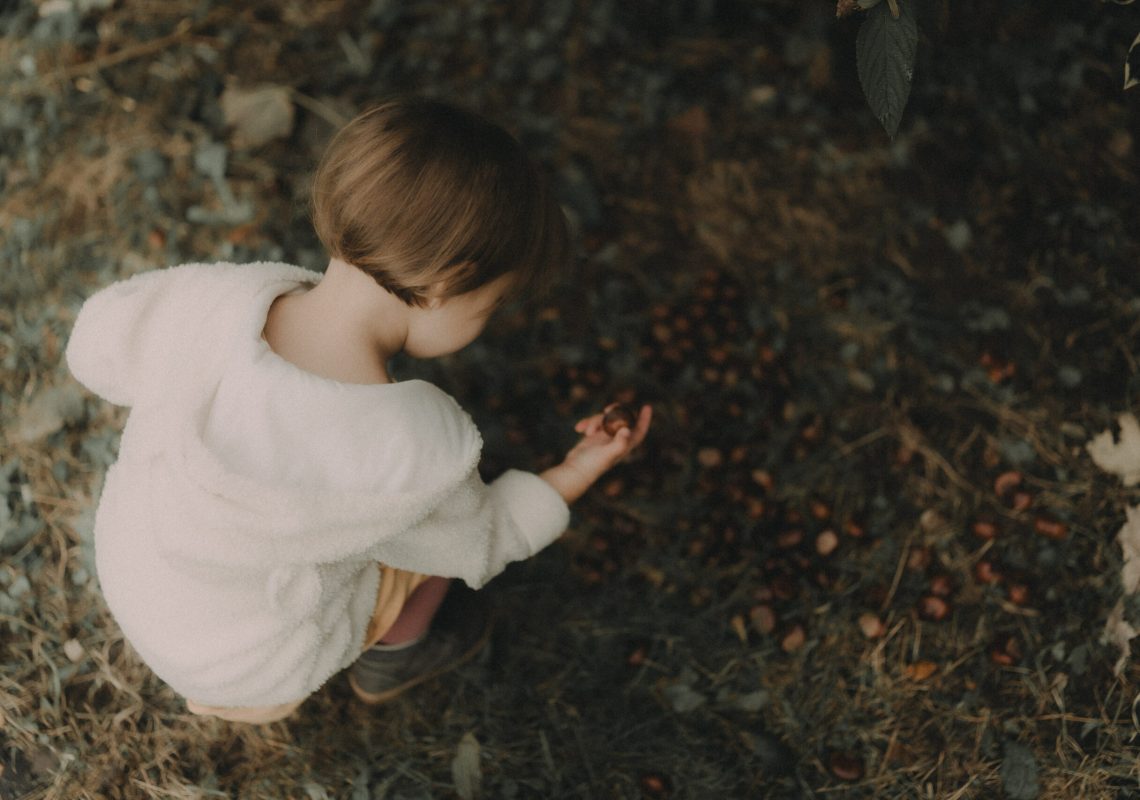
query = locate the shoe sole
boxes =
[348,615,493,705]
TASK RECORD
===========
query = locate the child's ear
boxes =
[425,262,478,307]
[422,281,448,309]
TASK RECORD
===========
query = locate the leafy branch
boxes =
[839,0,1140,138]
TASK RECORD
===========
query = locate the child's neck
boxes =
[263,259,410,385]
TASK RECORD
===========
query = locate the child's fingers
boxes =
[626,405,653,450]
[574,413,604,434]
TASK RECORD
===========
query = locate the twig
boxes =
[11,12,224,99]
[289,89,350,128]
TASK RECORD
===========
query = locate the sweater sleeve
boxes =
[365,468,570,589]
[66,265,218,407]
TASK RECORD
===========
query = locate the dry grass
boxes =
[3,1,1140,798]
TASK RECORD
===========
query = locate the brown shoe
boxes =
[348,585,492,704]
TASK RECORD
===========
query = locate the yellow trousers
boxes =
[185,564,431,724]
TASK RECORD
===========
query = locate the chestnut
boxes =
[989,635,1022,666]
[1034,517,1069,540]
[928,573,955,599]
[973,560,1002,585]
[917,594,950,622]
[858,612,886,639]
[971,519,998,540]
[602,404,638,436]
[1006,582,1030,606]
[828,751,865,782]
[815,529,840,557]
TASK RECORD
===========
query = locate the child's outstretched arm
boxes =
[540,404,653,504]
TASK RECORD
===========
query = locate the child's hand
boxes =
[540,404,652,504]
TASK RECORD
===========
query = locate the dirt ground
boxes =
[2,1,1139,798]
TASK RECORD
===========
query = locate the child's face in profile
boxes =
[403,272,515,358]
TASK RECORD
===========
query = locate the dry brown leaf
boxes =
[904,660,938,681]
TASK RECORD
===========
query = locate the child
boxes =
[66,98,652,724]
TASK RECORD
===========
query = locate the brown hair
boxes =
[310,98,570,306]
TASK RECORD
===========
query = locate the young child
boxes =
[66,98,652,724]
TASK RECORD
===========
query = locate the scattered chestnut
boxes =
[928,573,955,599]
[1006,582,1030,606]
[602,404,638,436]
[1034,517,1069,541]
[828,751,865,782]
[989,635,1022,666]
[972,519,998,540]
[815,529,840,557]
[639,773,671,797]
[750,604,778,635]
[780,623,806,652]
[973,560,1002,585]
[906,546,932,572]
[1011,491,1033,512]
[858,612,886,639]
[917,594,950,622]
[776,529,804,549]
[994,470,1022,497]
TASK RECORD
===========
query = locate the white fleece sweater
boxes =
[66,262,570,708]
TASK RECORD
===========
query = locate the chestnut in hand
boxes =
[602,404,638,436]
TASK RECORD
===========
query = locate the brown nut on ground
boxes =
[602,404,638,436]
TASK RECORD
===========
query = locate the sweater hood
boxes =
[116,262,484,569]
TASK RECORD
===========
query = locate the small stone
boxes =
[63,639,84,663]
[732,690,769,712]
[1057,365,1082,388]
[220,84,295,148]
[130,149,168,183]
[1001,741,1041,800]
[13,384,85,443]
[664,682,706,713]
[943,219,972,253]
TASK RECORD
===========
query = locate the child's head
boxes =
[311,98,570,308]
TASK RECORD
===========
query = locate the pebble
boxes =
[1057,365,1082,388]
[220,84,295,148]
[12,384,86,443]
[7,574,31,598]
[1001,741,1041,800]
[63,638,85,663]
[664,682,706,713]
[130,149,168,183]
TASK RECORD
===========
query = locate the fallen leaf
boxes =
[1117,506,1140,593]
[1087,414,1140,485]
[451,732,481,800]
[730,614,749,644]
[904,660,938,681]
[1105,600,1138,676]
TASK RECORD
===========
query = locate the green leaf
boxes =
[856,0,919,138]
